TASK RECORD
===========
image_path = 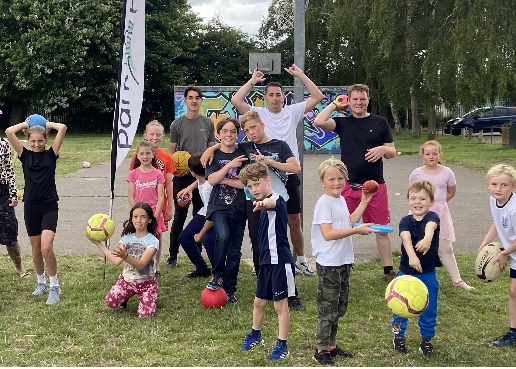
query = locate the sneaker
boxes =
[329,345,353,358]
[227,293,238,304]
[489,331,516,347]
[453,280,475,291]
[46,286,60,305]
[155,271,162,279]
[120,299,129,309]
[32,283,47,296]
[313,350,335,365]
[419,339,434,356]
[240,331,264,350]
[268,342,289,361]
[206,276,223,290]
[167,259,177,268]
[393,337,407,353]
[295,261,315,276]
[288,296,306,311]
[187,269,212,278]
[383,270,396,282]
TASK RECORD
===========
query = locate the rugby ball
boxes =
[475,242,504,282]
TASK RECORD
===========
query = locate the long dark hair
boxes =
[121,202,158,236]
[133,140,159,169]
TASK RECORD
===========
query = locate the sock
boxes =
[49,275,59,287]
[422,337,432,342]
[251,328,261,337]
[329,345,337,351]
[384,266,393,275]
[297,255,306,263]
[510,327,516,335]
[37,273,46,284]
[277,338,287,346]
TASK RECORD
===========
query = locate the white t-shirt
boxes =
[490,193,516,269]
[250,101,307,162]
[120,233,159,282]
[311,194,354,266]
[197,179,213,217]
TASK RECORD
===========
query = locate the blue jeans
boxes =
[178,214,215,271]
[392,270,439,340]
[212,209,247,295]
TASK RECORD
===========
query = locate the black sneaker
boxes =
[329,346,353,358]
[227,293,238,304]
[313,350,335,366]
[187,269,212,278]
[120,299,129,309]
[393,337,407,353]
[419,339,434,356]
[167,259,177,268]
[155,271,162,279]
[288,296,306,311]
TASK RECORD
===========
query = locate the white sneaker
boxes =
[295,261,315,276]
[453,280,475,291]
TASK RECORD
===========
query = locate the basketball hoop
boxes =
[271,0,309,32]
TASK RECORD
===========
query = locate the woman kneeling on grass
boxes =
[86,202,159,318]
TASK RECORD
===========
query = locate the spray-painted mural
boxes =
[174,87,349,153]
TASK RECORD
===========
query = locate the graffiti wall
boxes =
[174,87,349,153]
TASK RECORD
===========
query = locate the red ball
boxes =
[362,180,379,193]
[200,287,227,309]
[177,194,191,208]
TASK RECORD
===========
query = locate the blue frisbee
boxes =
[25,114,47,128]
[244,187,257,201]
[354,222,393,233]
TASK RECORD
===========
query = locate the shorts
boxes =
[24,201,59,236]
[342,182,390,225]
[511,268,516,279]
[0,185,18,245]
[286,174,301,215]
[256,263,296,301]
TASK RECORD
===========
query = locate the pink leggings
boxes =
[105,275,158,318]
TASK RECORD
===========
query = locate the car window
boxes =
[494,108,508,117]
[509,108,516,115]
[479,109,493,118]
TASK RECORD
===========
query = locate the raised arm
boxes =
[47,122,67,156]
[231,69,266,114]
[5,122,29,156]
[313,102,341,131]
[284,64,324,113]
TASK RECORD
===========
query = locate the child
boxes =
[479,164,516,347]
[127,140,165,233]
[238,163,293,361]
[86,202,159,318]
[204,117,248,304]
[311,158,376,365]
[177,153,216,277]
[0,137,31,278]
[6,119,67,305]
[392,179,441,356]
[409,140,473,290]
[129,120,175,277]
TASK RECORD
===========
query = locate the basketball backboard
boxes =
[249,52,281,74]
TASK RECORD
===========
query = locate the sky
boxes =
[188,0,270,36]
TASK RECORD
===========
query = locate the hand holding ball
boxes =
[86,213,115,242]
[362,180,379,193]
[177,194,191,208]
[25,114,47,128]
[475,242,504,282]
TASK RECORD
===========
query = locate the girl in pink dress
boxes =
[127,141,166,258]
[409,140,473,290]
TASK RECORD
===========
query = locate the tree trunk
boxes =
[390,101,402,135]
[426,104,436,140]
[9,102,27,126]
[410,87,421,138]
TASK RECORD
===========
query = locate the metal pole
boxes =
[293,0,305,240]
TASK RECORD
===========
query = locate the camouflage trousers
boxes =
[316,263,352,351]
[0,185,18,246]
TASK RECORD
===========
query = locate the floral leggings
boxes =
[105,275,158,318]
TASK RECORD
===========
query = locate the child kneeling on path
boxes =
[86,202,159,318]
[239,163,294,361]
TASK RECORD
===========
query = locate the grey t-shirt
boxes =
[169,115,215,154]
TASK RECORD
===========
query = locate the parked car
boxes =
[444,106,516,135]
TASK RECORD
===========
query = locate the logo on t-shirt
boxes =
[502,216,508,228]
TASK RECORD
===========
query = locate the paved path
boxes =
[6,153,493,263]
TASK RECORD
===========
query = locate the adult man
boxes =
[313,83,397,281]
[168,86,215,267]
[231,64,324,277]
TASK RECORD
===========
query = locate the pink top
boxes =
[126,167,165,211]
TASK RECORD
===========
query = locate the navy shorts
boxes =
[24,202,59,236]
[286,174,301,215]
[256,263,296,301]
[511,268,516,279]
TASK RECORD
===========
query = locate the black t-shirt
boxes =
[333,114,393,184]
[19,147,59,204]
[398,211,442,274]
[205,148,248,219]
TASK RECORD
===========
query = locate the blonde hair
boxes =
[239,162,269,185]
[347,84,370,98]
[317,157,349,181]
[24,125,48,140]
[420,140,443,165]
[486,164,516,184]
[239,111,263,129]
[407,180,436,201]
[144,120,165,134]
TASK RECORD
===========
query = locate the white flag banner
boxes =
[111,0,145,187]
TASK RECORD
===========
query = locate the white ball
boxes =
[82,161,91,168]
[475,242,504,282]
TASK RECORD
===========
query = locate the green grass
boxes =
[0,254,513,366]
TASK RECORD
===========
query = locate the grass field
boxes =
[0,253,513,366]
